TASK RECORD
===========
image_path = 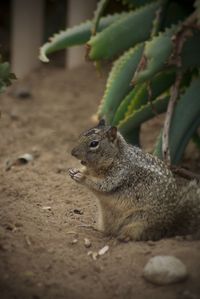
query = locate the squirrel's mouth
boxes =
[81,160,87,166]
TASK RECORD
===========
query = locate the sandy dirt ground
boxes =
[0,64,200,299]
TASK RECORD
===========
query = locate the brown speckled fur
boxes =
[69,121,200,241]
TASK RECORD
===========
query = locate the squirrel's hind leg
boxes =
[117,222,146,242]
[117,222,165,241]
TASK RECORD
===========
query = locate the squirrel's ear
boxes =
[98,118,106,127]
[107,126,117,142]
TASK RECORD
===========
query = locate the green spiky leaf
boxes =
[112,70,175,126]
[88,1,161,60]
[121,126,141,145]
[92,0,110,35]
[133,26,200,85]
[129,70,175,113]
[132,26,176,84]
[39,12,127,62]
[98,43,144,123]
[118,95,169,142]
[112,84,142,125]
[0,61,16,93]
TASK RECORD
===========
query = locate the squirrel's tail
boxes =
[176,180,200,237]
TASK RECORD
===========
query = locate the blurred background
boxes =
[0,0,98,78]
[0,2,200,299]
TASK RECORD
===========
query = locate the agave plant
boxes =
[39,0,200,165]
[0,56,16,93]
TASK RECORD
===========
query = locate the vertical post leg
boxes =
[66,0,96,69]
[11,0,44,78]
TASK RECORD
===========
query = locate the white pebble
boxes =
[143,255,188,285]
[98,245,109,256]
[71,238,78,244]
[84,238,91,248]
[87,251,98,260]
[42,206,52,211]
[17,153,34,164]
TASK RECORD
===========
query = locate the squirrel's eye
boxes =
[90,140,99,148]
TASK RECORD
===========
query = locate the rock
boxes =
[84,238,91,248]
[41,206,52,211]
[143,255,188,285]
[5,153,34,171]
[98,245,109,256]
[73,208,83,215]
[13,85,32,99]
[88,250,98,260]
[16,153,34,165]
[5,160,12,171]
[71,238,78,245]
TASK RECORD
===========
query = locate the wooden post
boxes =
[66,0,96,69]
[11,0,44,78]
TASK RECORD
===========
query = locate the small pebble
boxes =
[98,245,109,256]
[6,153,34,171]
[87,245,109,260]
[42,206,52,211]
[5,160,12,171]
[13,86,32,99]
[71,238,78,245]
[16,153,34,165]
[73,209,83,215]
[143,255,188,285]
[88,250,98,260]
[84,238,91,248]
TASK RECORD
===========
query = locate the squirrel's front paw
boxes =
[69,168,85,183]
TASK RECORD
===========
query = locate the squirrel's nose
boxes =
[71,148,78,158]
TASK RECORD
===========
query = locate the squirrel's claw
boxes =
[69,168,85,182]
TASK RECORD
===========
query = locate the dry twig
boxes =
[170,166,200,181]
[162,71,182,164]
[162,12,199,164]
[147,82,158,116]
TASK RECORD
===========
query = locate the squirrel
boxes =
[68,119,200,241]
